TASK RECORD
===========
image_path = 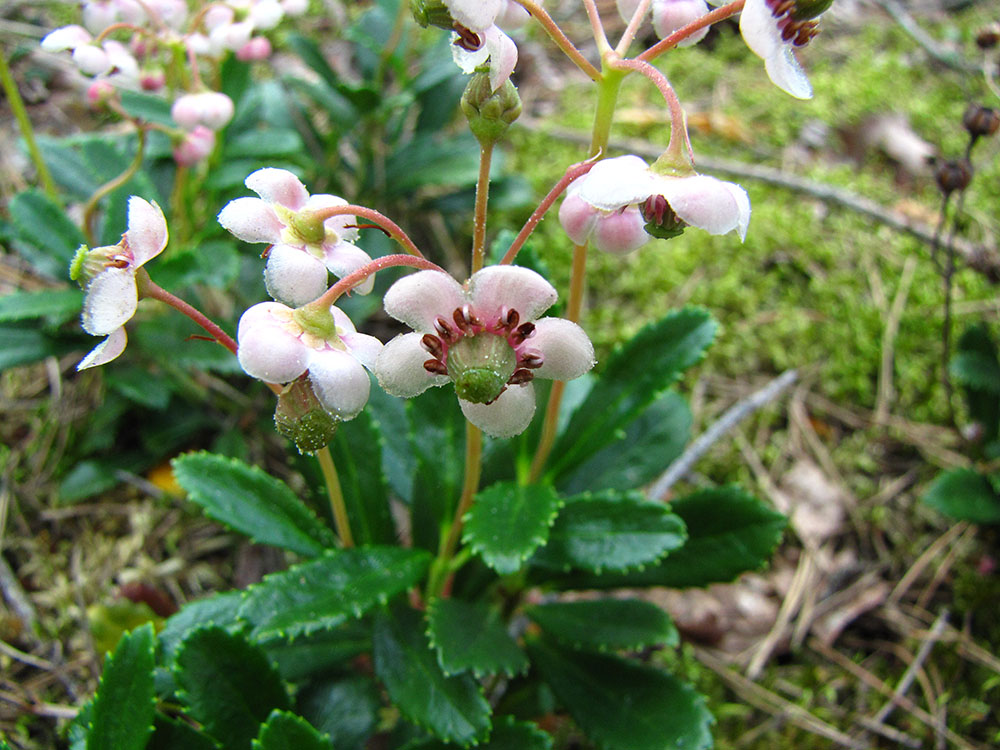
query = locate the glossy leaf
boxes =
[527,599,678,652]
[373,605,491,746]
[172,452,336,556]
[239,547,431,640]
[147,714,219,750]
[546,308,715,479]
[87,624,156,750]
[329,411,395,544]
[8,189,86,277]
[531,492,686,573]
[529,639,713,750]
[404,716,552,750]
[924,468,1000,524]
[265,623,369,681]
[296,673,380,750]
[158,591,244,662]
[952,324,1000,441]
[253,710,332,750]
[462,482,563,575]
[426,598,528,678]
[0,289,82,323]
[0,324,76,372]
[174,627,289,749]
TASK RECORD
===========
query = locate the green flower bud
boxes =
[274,379,339,453]
[447,334,517,404]
[461,72,522,145]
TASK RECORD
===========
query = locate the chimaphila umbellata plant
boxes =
[4,0,847,746]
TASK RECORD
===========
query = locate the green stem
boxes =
[83,126,148,246]
[0,50,58,201]
[316,446,355,548]
[472,142,494,274]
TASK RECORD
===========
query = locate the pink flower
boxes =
[237,302,382,420]
[172,126,216,166]
[171,92,235,131]
[559,177,652,255]
[617,0,711,46]
[565,155,750,247]
[70,197,168,369]
[375,266,595,438]
[217,168,375,307]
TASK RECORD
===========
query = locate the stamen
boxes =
[423,359,449,376]
[499,307,520,332]
[508,368,534,385]
[519,350,543,369]
[509,322,536,346]
[434,316,460,343]
[453,23,483,52]
[421,334,444,359]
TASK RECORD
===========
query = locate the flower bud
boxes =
[963,103,1000,138]
[410,0,454,29]
[173,126,215,166]
[934,158,973,195]
[87,79,116,107]
[652,0,710,46]
[274,379,339,453]
[72,44,111,75]
[461,72,522,145]
[171,92,234,131]
[140,69,165,91]
[447,334,517,404]
[976,23,1000,50]
[236,36,272,61]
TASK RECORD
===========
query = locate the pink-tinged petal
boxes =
[723,181,751,241]
[72,45,111,75]
[41,25,92,52]
[264,244,328,306]
[485,26,517,92]
[330,305,357,334]
[459,383,535,438]
[740,0,812,99]
[383,270,465,332]
[652,0,710,46]
[577,155,659,210]
[218,196,284,243]
[657,174,749,237]
[245,167,309,210]
[340,331,383,372]
[102,40,138,78]
[237,301,287,339]
[559,188,599,245]
[82,268,138,336]
[445,0,502,31]
[126,197,168,266]
[468,265,557,324]
[322,240,374,295]
[375,333,448,397]
[763,45,812,100]
[307,349,371,420]
[78,327,127,370]
[616,0,643,22]
[530,318,596,381]
[304,193,358,242]
[496,1,530,28]
[452,33,489,74]
[236,305,308,383]
[590,207,651,255]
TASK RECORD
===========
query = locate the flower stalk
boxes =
[0,51,58,201]
[316,446,355,548]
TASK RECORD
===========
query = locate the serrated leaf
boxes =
[8,189,86,277]
[297,674,380,750]
[923,468,1000,524]
[462,483,563,575]
[87,624,156,750]
[158,591,245,662]
[172,452,336,556]
[147,713,219,750]
[951,350,1000,392]
[404,716,553,750]
[265,623,369,681]
[239,547,431,640]
[0,289,82,323]
[527,599,678,652]
[531,492,686,573]
[953,324,1000,441]
[547,308,716,480]
[426,598,528,678]
[374,605,491,746]
[174,627,289,749]
[528,639,713,750]
[0,324,76,372]
[253,710,332,750]
[225,129,304,159]
[329,411,395,545]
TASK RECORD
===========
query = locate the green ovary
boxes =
[447,334,517,404]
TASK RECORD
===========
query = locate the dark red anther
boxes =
[434,316,460,343]
[453,23,483,52]
[499,307,520,332]
[421,334,444,359]
[519,350,543,369]
[453,306,474,333]
[423,359,449,376]
[508,368,534,385]
[509,321,536,346]
[108,255,131,269]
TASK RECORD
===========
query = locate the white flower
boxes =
[739,0,824,99]
[375,266,595,438]
[217,168,374,307]
[72,197,168,369]
[445,0,518,91]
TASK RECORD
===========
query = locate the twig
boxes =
[873,0,976,72]
[0,555,37,634]
[889,522,968,604]
[872,609,949,726]
[649,370,798,498]
[746,548,815,679]
[875,256,917,424]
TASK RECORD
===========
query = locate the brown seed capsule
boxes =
[963,104,1000,138]
[934,158,973,194]
[976,23,1000,50]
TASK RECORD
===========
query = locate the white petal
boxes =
[340,331,383,372]
[577,155,659,210]
[446,0,502,31]
[764,45,812,99]
[308,350,371,420]
[322,241,374,295]
[72,45,111,75]
[304,193,358,242]
[740,0,812,98]
[82,268,138,336]
[452,33,489,74]
[590,207,651,255]
[218,196,284,243]
[558,191,599,245]
[126,197,168,266]
[375,333,448,397]
[657,174,747,236]
[529,318,596,381]
[652,0,710,46]
[245,167,309,210]
[460,383,535,438]
[723,181,751,241]
[236,309,308,383]
[485,26,517,91]
[496,1,531,28]
[383,270,465,332]
[264,244,328,306]
[78,327,127,370]
[41,25,92,52]
[468,265,557,324]
[616,0,643,22]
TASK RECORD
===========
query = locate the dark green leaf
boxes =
[8,189,86,277]
[953,324,1000,441]
[106,367,173,410]
[0,324,76,372]
[253,710,331,750]
[158,591,245,663]
[404,716,553,750]
[366,385,416,503]
[329,411,395,545]
[0,289,82,323]
[87,624,156,750]
[239,547,431,641]
[120,90,174,127]
[463,483,563,575]
[557,391,691,494]
[373,605,491,746]
[147,714,219,750]
[67,698,94,750]
[172,452,336,556]
[284,77,357,129]
[527,599,678,652]
[174,627,289,750]
[924,468,1000,524]
[951,350,1000,393]
[547,308,716,480]
[384,135,482,194]
[426,598,528,678]
[225,129,304,159]
[531,492,686,573]
[297,674,380,750]
[265,623,369,681]
[36,137,100,199]
[529,639,713,750]
[286,33,341,88]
